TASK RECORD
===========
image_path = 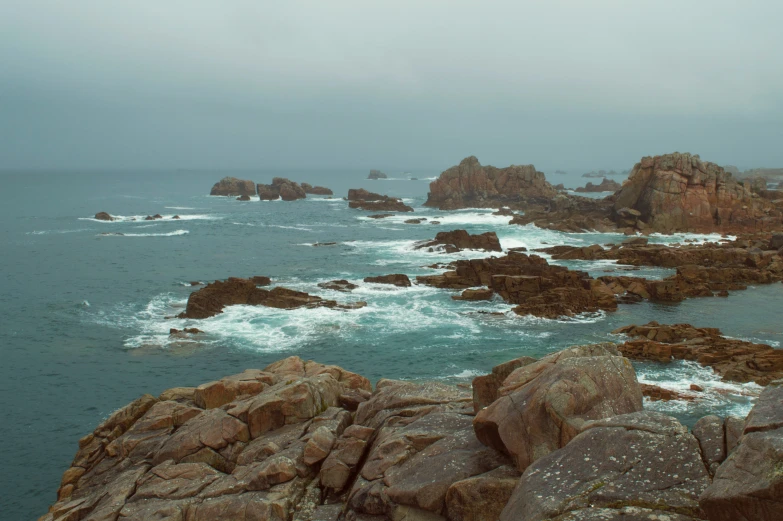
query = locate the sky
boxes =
[1,0,782,172]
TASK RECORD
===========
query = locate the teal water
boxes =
[2,170,781,520]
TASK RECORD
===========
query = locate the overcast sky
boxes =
[2,0,782,171]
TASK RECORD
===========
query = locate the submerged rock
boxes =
[416,229,502,252]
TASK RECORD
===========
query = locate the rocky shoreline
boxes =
[39,342,783,521]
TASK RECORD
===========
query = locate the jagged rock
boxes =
[424,156,558,210]
[347,189,414,212]
[613,322,783,385]
[473,343,643,472]
[178,278,365,319]
[451,288,493,301]
[640,383,696,402]
[318,280,359,292]
[693,415,727,476]
[415,230,502,252]
[145,214,163,220]
[699,381,783,520]
[257,178,307,201]
[301,183,333,195]
[368,170,387,180]
[472,357,537,413]
[612,152,783,233]
[575,177,621,192]
[363,274,411,287]
[94,211,115,221]
[500,412,711,520]
[210,177,256,196]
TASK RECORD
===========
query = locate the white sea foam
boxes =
[80,214,219,223]
[100,230,189,237]
[165,206,201,210]
[28,228,92,235]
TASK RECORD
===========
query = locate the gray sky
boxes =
[2,0,782,171]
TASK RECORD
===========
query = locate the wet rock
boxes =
[415,230,502,252]
[367,213,393,219]
[347,189,414,212]
[405,218,425,224]
[640,383,696,402]
[257,178,307,201]
[237,194,251,201]
[145,213,163,220]
[363,274,411,287]
[301,183,333,195]
[210,177,256,196]
[451,288,493,301]
[500,411,711,521]
[318,279,359,292]
[473,343,643,472]
[94,211,115,221]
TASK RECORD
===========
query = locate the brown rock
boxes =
[451,288,493,301]
[363,274,411,287]
[472,357,537,413]
[257,177,307,201]
[415,230,502,252]
[318,279,359,292]
[237,194,251,201]
[210,177,256,196]
[301,182,333,195]
[94,211,115,221]
[575,177,621,193]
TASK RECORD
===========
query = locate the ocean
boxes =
[2,169,781,520]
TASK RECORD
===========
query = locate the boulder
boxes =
[94,212,115,221]
[301,183,333,195]
[473,343,643,472]
[500,412,711,520]
[368,169,387,180]
[415,230,502,252]
[210,177,256,196]
[699,381,783,520]
[237,194,251,201]
[424,156,558,210]
[318,279,359,292]
[257,178,307,201]
[363,274,411,287]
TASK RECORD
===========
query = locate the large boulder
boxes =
[500,412,711,520]
[301,183,333,195]
[473,343,643,472]
[257,178,307,201]
[424,156,558,210]
[416,230,502,252]
[94,211,115,221]
[612,153,783,233]
[699,380,783,520]
[210,177,256,196]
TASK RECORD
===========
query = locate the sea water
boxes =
[1,169,781,519]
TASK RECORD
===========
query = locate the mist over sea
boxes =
[2,168,781,519]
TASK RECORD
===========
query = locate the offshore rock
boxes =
[257,178,307,201]
[301,183,333,195]
[424,156,558,210]
[178,278,365,319]
[368,169,387,180]
[574,177,622,193]
[210,177,257,197]
[416,229,502,252]
[94,211,115,221]
[363,274,412,287]
[347,189,413,212]
[612,152,783,233]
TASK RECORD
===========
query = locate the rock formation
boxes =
[368,169,387,179]
[613,322,783,385]
[417,251,618,319]
[236,195,251,201]
[347,188,413,212]
[363,274,411,287]
[301,183,333,196]
[424,156,559,210]
[257,178,307,201]
[94,212,114,221]
[210,177,257,197]
[415,230,502,252]
[575,177,621,192]
[612,153,783,233]
[177,278,365,319]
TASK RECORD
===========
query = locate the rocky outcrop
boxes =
[177,278,365,319]
[613,322,783,385]
[473,343,643,472]
[612,153,783,233]
[699,381,783,520]
[94,212,114,221]
[301,183,333,196]
[501,411,711,520]
[575,177,622,192]
[509,194,617,233]
[317,280,358,292]
[363,274,412,287]
[415,230,502,252]
[257,178,307,201]
[347,188,413,212]
[417,252,618,319]
[368,169,387,180]
[210,177,256,197]
[424,156,559,210]
[236,194,251,201]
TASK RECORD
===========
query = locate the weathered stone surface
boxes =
[473,344,643,472]
[699,381,783,520]
[210,177,256,196]
[194,369,276,409]
[693,414,726,476]
[363,274,412,287]
[318,279,359,292]
[471,357,537,413]
[415,230,502,252]
[612,152,783,233]
[445,465,520,521]
[501,412,711,521]
[424,156,558,210]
